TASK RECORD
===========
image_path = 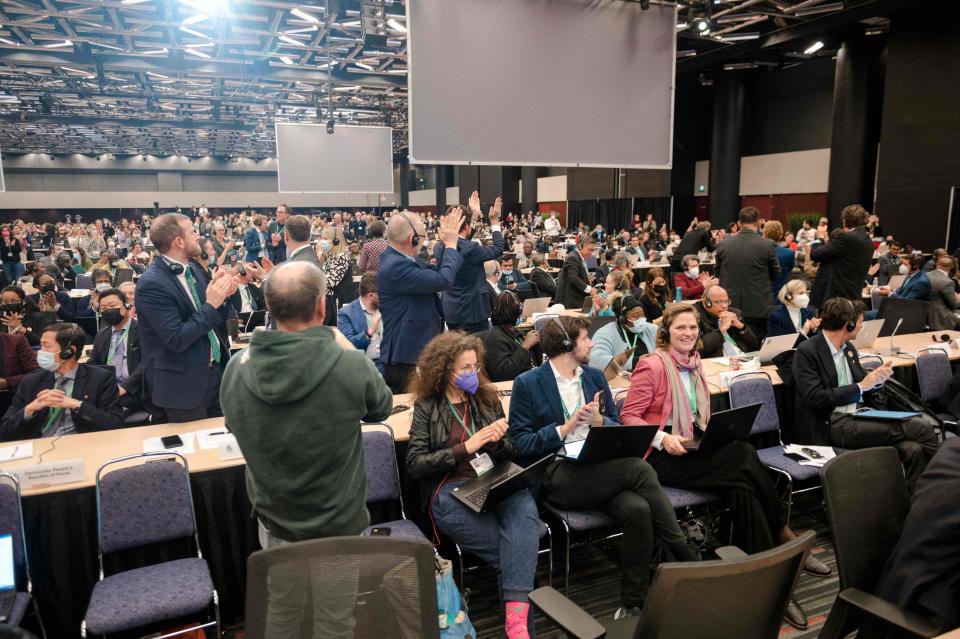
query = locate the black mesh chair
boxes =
[244,536,438,639]
[530,530,814,639]
[819,447,942,638]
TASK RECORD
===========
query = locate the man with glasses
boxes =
[694,285,759,358]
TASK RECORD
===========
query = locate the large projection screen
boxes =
[276,123,394,193]
[408,0,677,168]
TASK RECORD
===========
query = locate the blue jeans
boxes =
[1,262,22,286]
[431,481,539,602]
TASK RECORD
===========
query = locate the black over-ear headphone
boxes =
[844,299,858,333]
[550,316,574,353]
[59,324,84,360]
[399,213,420,247]
[702,286,714,309]
[784,289,794,302]
[164,257,184,275]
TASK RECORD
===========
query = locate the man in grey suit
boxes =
[555,236,596,309]
[716,207,779,339]
[927,255,960,330]
[283,215,322,268]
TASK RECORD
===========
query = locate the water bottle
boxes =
[675,286,683,302]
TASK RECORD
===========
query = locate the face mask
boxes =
[96,283,112,293]
[794,293,810,309]
[687,267,700,278]
[628,318,647,334]
[40,283,56,295]
[1,231,8,239]
[898,264,910,275]
[37,350,59,372]
[653,284,666,295]
[101,308,125,326]
[453,370,480,395]
[0,303,23,315]
[320,240,331,251]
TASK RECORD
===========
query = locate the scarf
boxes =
[654,347,710,439]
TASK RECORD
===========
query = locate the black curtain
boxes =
[632,197,672,231]
[569,198,672,233]
[597,198,632,231]
[567,200,599,230]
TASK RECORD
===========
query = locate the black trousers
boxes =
[648,442,784,554]
[829,413,939,492]
[542,457,688,608]
[446,320,490,335]
[384,363,416,394]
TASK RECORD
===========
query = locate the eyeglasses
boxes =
[454,363,482,374]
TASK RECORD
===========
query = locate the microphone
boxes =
[878,318,904,356]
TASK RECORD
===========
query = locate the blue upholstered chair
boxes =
[81,452,220,638]
[915,347,958,438]
[0,474,45,638]
[360,423,427,541]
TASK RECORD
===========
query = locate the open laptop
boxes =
[886,274,906,291]
[557,425,658,463]
[451,454,554,514]
[741,333,801,363]
[521,297,551,320]
[602,347,637,381]
[238,309,267,333]
[682,403,763,453]
[0,533,16,622]
[851,318,885,349]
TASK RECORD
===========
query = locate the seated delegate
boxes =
[672,254,717,300]
[694,285,759,358]
[767,279,820,339]
[406,331,539,639]
[477,292,539,382]
[86,288,146,416]
[589,295,656,372]
[0,322,124,441]
[619,304,830,630]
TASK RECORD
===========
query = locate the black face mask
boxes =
[653,284,666,295]
[101,308,125,326]
[40,283,56,295]
[0,303,23,315]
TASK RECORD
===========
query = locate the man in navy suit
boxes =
[137,213,239,422]
[865,254,932,320]
[378,209,464,393]
[0,322,123,440]
[508,315,697,617]
[434,191,505,334]
[244,215,269,263]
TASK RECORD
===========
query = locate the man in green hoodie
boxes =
[221,260,393,637]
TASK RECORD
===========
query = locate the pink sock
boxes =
[505,601,531,639]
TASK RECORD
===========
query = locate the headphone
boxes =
[550,316,574,353]
[701,286,714,309]
[784,289,794,302]
[59,324,85,360]
[164,257,184,275]
[843,299,858,333]
[399,213,420,247]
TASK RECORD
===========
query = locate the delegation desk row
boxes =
[4,330,957,637]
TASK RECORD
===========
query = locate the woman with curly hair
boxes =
[405,331,539,639]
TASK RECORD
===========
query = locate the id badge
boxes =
[470,453,494,476]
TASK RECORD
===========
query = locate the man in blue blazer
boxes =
[378,209,464,392]
[244,215,269,262]
[337,272,384,374]
[433,191,505,333]
[866,254,932,320]
[137,214,238,422]
[508,315,697,617]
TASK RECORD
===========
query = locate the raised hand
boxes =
[440,208,464,248]
[489,197,502,224]
[468,190,482,217]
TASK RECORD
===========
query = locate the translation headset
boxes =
[701,286,714,309]
[784,289,794,302]
[59,324,85,360]
[843,299,858,333]
[165,258,184,276]
[550,316,574,353]
[399,213,420,247]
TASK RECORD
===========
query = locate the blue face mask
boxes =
[320,239,331,251]
[37,350,59,372]
[628,318,647,334]
[453,370,480,395]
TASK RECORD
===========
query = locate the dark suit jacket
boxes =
[337,298,373,351]
[288,244,322,268]
[434,232,504,326]
[555,252,591,309]
[810,227,874,307]
[792,332,866,445]
[266,220,286,263]
[136,259,231,411]
[0,365,124,441]
[892,271,931,301]
[243,227,265,261]
[478,326,536,382]
[88,320,143,398]
[675,228,715,260]
[529,267,557,299]
[378,245,463,366]
[694,301,759,358]
[766,305,815,338]
[716,232,780,319]
[0,333,38,390]
[508,362,619,467]
[877,253,901,286]
[499,268,531,294]
[927,269,960,331]
[229,283,266,314]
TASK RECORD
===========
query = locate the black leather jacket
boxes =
[405,393,514,511]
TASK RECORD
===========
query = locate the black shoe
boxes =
[802,553,832,577]
[784,597,808,630]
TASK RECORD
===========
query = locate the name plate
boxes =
[218,440,244,461]
[5,458,86,490]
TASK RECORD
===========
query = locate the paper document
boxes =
[0,443,32,462]
[783,444,836,468]
[144,432,196,455]
[194,428,236,450]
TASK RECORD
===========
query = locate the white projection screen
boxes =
[408,0,677,168]
[275,123,394,193]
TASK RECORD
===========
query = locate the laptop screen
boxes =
[0,534,15,591]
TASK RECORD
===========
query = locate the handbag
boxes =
[435,553,475,639]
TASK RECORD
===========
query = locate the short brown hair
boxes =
[738,207,759,225]
[367,219,386,239]
[655,304,702,349]
[841,205,868,229]
[359,272,378,297]
[149,213,189,253]
[540,315,590,358]
[285,215,311,242]
[762,220,784,242]
[820,297,867,331]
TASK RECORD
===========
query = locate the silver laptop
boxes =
[886,274,906,291]
[741,333,800,363]
[520,297,551,320]
[851,318,885,349]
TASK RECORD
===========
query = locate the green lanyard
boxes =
[617,324,640,350]
[445,397,475,437]
[560,378,584,421]
[682,371,698,417]
[109,325,129,361]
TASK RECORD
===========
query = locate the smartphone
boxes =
[161,435,184,449]
[369,527,391,537]
[390,404,409,415]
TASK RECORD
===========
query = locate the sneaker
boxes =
[613,606,642,621]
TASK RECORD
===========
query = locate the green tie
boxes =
[835,351,849,385]
[184,267,222,363]
[42,377,74,436]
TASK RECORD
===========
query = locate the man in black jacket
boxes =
[716,207,779,339]
[528,254,557,300]
[86,288,145,415]
[0,322,124,441]
[809,204,874,307]
[478,291,539,382]
[792,298,938,491]
[694,286,759,358]
[555,236,596,309]
[672,222,714,274]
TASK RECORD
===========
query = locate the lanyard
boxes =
[445,397,474,437]
[109,325,128,361]
[617,324,640,350]
[682,371,698,417]
[560,377,584,421]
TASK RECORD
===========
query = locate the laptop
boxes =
[603,347,637,381]
[521,297,551,320]
[0,533,16,622]
[682,403,763,453]
[451,454,553,514]
[238,309,267,333]
[886,274,906,291]
[851,318,885,349]
[581,298,593,313]
[741,333,801,363]
[557,425,658,463]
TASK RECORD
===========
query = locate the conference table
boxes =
[2,329,956,636]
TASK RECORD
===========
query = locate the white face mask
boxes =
[898,264,910,275]
[794,293,810,309]
[687,267,700,278]
[37,350,59,372]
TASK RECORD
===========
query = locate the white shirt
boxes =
[487,280,501,297]
[826,337,860,414]
[238,285,254,314]
[163,256,197,309]
[788,307,803,332]
[544,217,561,237]
[359,297,383,361]
[550,362,590,443]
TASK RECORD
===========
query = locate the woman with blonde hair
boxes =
[767,279,820,338]
[319,225,353,326]
[406,331,539,639]
[763,220,794,297]
[590,269,633,317]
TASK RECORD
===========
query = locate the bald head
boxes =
[937,256,955,272]
[702,285,730,317]
[386,211,424,255]
[264,261,327,329]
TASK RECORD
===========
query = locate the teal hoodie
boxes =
[221,325,393,541]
